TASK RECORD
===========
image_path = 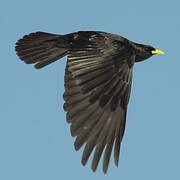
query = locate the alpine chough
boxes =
[15,31,164,173]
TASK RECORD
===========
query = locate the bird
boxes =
[15,31,164,173]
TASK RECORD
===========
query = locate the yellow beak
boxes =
[152,49,164,54]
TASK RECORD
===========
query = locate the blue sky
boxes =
[1,0,180,179]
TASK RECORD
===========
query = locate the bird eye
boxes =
[146,47,155,52]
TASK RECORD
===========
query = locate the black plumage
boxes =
[15,31,163,173]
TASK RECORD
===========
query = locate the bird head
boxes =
[134,44,164,62]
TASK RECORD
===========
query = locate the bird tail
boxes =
[15,32,68,69]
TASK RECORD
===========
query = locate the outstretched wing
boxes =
[63,31,134,173]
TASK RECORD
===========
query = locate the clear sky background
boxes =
[1,0,180,179]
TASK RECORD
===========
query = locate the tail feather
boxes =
[15,32,68,69]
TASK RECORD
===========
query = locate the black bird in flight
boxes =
[15,31,163,173]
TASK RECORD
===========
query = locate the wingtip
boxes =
[34,64,42,69]
[74,139,81,151]
[74,144,79,151]
[114,150,120,167]
[91,165,97,173]
[81,158,86,166]
[114,159,119,167]
[103,167,108,174]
